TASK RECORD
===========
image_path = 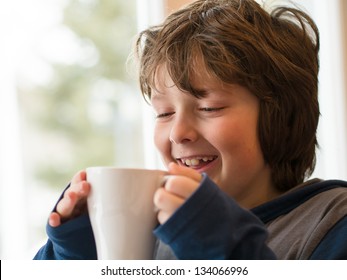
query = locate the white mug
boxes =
[86,167,166,259]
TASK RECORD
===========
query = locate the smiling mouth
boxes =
[178,156,218,168]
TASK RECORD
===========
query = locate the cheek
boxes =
[153,126,163,150]
[213,117,262,160]
[154,125,170,156]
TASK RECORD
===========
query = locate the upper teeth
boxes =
[182,157,215,166]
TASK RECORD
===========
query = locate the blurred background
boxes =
[0,0,346,259]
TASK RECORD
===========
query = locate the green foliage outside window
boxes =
[18,0,141,189]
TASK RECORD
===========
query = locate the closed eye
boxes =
[156,112,175,119]
[199,107,226,112]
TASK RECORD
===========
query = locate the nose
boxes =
[169,113,198,144]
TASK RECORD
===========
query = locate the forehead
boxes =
[153,61,224,93]
[151,67,254,105]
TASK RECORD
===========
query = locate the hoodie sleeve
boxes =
[33,184,97,260]
[33,214,97,260]
[154,174,276,260]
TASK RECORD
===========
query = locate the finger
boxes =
[75,180,90,196]
[157,210,172,225]
[64,170,88,196]
[55,180,90,221]
[56,191,78,219]
[163,175,199,199]
[71,170,87,184]
[154,188,184,212]
[168,162,202,182]
[48,212,61,227]
[154,188,185,225]
[65,180,90,199]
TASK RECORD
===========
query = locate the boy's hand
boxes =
[48,170,90,227]
[154,162,202,224]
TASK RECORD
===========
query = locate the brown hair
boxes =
[135,0,320,191]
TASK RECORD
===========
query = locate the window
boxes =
[0,0,144,259]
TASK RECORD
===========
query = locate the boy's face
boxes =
[151,66,276,208]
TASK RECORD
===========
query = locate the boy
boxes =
[34,0,347,259]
